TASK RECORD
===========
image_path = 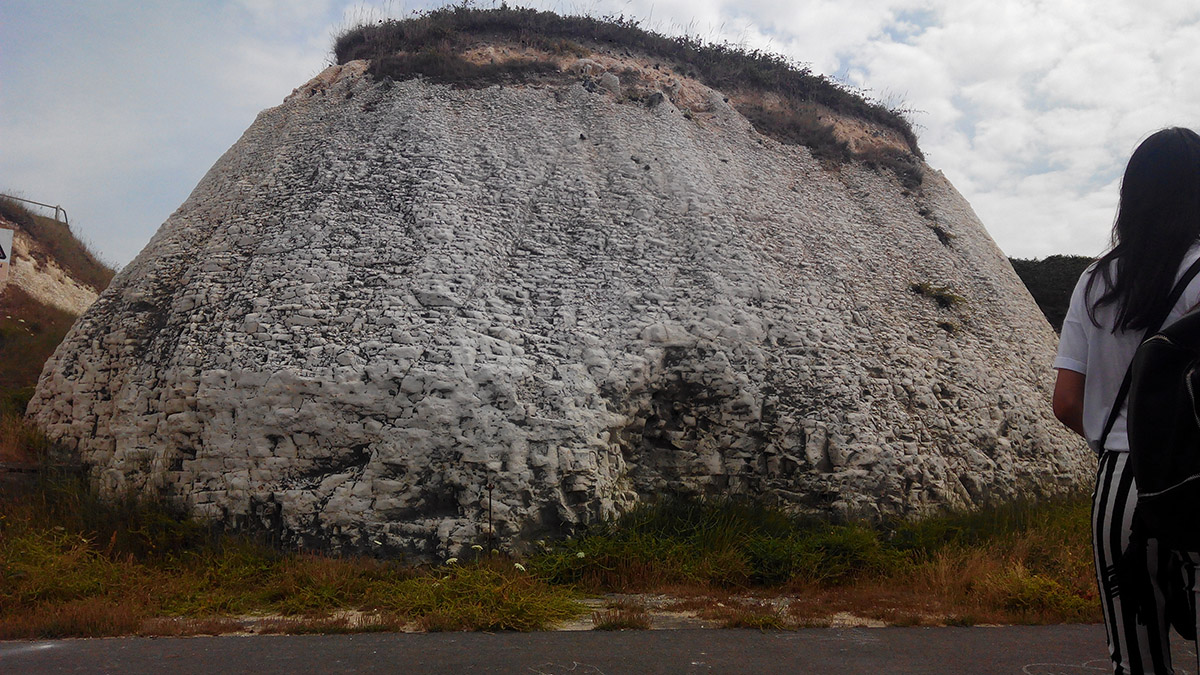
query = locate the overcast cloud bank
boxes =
[2,0,1197,267]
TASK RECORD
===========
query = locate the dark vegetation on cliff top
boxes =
[333,5,923,186]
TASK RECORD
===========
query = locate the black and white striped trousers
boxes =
[1094,450,1197,674]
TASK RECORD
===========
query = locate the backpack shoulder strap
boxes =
[1098,256,1200,452]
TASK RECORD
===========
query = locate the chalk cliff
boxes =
[28,36,1090,557]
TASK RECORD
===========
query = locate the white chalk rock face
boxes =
[29,61,1090,557]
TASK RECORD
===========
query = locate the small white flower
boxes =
[513,563,526,572]
[576,552,586,559]
[445,557,458,565]
[471,544,483,552]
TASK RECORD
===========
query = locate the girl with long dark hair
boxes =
[1054,126,1200,673]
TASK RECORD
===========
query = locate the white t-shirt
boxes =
[1054,243,1200,453]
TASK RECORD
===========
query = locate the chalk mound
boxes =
[29,48,1087,557]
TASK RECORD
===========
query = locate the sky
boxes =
[2,0,1198,269]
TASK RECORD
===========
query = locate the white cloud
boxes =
[3,0,1200,266]
[234,0,339,26]
[840,0,1200,258]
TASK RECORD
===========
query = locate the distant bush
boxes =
[1009,255,1094,332]
[333,5,923,184]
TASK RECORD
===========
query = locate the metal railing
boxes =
[0,193,69,226]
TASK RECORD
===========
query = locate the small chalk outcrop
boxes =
[1,216,101,315]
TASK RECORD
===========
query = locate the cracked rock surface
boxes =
[28,62,1089,558]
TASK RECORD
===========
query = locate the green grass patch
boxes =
[530,497,909,590]
[530,492,1097,625]
[887,493,1090,555]
[910,281,965,309]
[381,558,583,631]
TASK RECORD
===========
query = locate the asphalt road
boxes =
[3,624,1198,674]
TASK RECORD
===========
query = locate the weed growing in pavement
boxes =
[592,598,652,630]
[716,601,794,630]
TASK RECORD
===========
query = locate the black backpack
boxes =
[1101,257,1200,640]
[1102,257,1200,551]
[1127,308,1200,553]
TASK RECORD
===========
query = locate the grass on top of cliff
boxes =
[1,417,1097,638]
[332,4,922,176]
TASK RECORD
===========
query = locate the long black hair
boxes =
[1087,127,1200,331]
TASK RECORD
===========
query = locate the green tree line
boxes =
[1009,255,1094,332]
